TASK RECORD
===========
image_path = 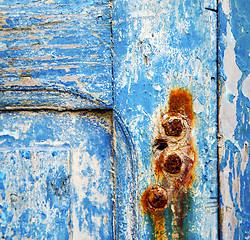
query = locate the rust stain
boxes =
[169,88,194,124]
[141,88,196,239]
[141,186,168,239]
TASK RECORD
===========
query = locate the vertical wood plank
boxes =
[112,0,218,238]
[219,0,250,238]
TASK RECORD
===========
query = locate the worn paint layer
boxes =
[0,111,114,239]
[0,0,112,105]
[219,0,250,239]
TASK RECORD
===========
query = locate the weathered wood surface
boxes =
[0,0,249,239]
[219,0,250,239]
[0,111,114,239]
[0,0,112,107]
[113,0,218,239]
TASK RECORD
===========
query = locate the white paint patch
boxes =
[193,98,204,114]
[221,0,231,15]
[0,129,19,139]
[33,139,70,147]
[220,97,237,142]
[220,22,242,142]
[153,83,162,91]
[242,74,250,99]
[223,23,242,96]
[13,121,32,134]
[45,0,55,4]
[71,146,111,238]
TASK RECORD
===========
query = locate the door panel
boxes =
[0,111,113,239]
[0,0,248,239]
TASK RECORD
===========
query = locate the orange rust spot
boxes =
[141,88,197,238]
[169,89,194,124]
[151,212,167,240]
[154,154,165,181]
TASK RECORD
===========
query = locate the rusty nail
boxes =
[163,153,182,174]
[147,186,168,209]
[162,118,183,137]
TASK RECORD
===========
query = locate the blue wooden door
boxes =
[0,0,249,239]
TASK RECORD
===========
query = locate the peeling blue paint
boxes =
[0,0,113,104]
[219,0,250,238]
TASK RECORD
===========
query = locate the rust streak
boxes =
[141,186,168,239]
[169,88,194,124]
[142,88,195,239]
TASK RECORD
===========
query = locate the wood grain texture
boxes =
[0,111,114,239]
[219,0,250,239]
[0,0,112,105]
[112,0,218,238]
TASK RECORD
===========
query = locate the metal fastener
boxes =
[147,186,168,209]
[162,153,182,174]
[162,117,183,137]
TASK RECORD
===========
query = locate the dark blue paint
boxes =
[20,150,31,159]
[52,151,58,157]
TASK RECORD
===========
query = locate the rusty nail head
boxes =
[163,153,182,174]
[147,186,168,209]
[162,117,183,137]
